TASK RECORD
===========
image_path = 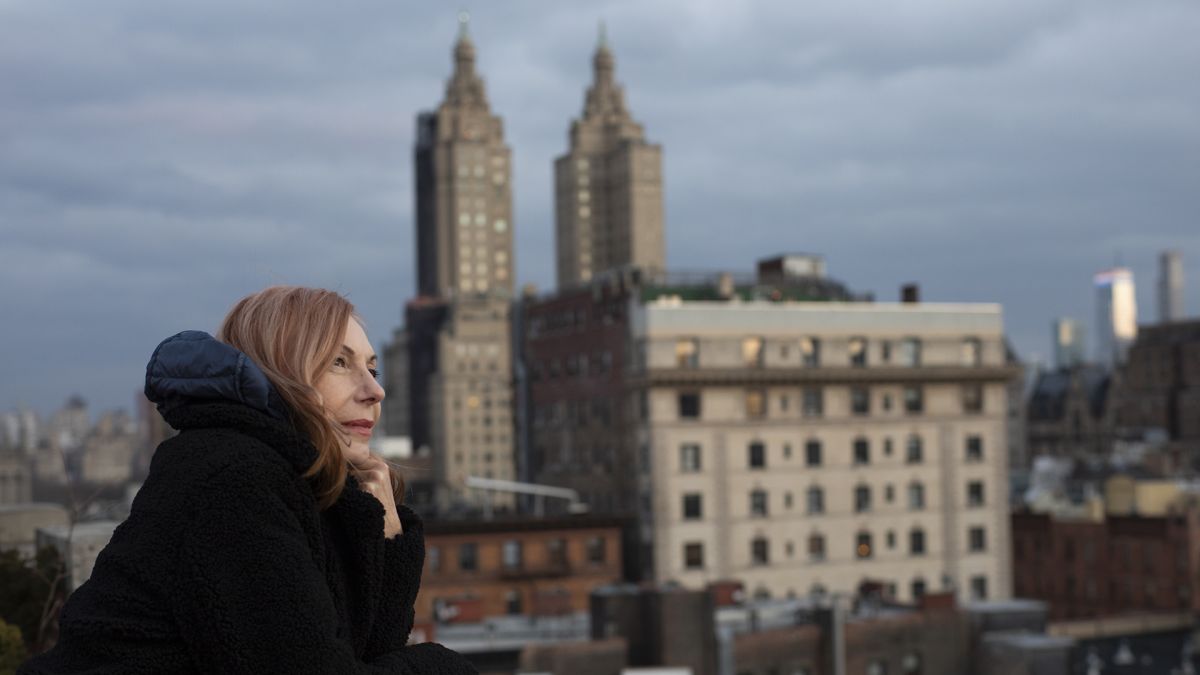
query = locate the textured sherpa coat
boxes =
[20,331,476,674]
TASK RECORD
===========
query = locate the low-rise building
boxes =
[0,503,69,557]
[1011,507,1200,621]
[36,520,119,591]
[418,515,626,624]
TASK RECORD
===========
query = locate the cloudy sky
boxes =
[2,0,1198,417]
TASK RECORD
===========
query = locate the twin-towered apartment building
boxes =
[386,20,1016,605]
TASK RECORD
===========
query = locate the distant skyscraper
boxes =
[1158,250,1184,322]
[1052,317,1085,369]
[554,25,664,288]
[414,17,513,299]
[1094,268,1138,367]
[398,16,518,513]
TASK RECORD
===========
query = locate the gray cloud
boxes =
[2,0,1198,415]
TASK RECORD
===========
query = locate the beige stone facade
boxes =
[554,38,663,288]
[631,301,1016,602]
[428,297,515,510]
[415,23,514,299]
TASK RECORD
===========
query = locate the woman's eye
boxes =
[333,356,347,368]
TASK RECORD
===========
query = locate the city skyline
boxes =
[3,0,1199,415]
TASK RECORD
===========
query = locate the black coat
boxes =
[21,333,475,674]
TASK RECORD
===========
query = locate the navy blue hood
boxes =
[145,331,290,423]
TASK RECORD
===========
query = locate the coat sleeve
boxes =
[362,505,427,660]
[173,461,477,674]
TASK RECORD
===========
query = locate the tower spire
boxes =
[457,10,470,40]
[597,20,608,49]
[446,11,486,107]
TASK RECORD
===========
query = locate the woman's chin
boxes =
[343,442,372,466]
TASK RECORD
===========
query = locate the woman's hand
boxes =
[351,455,403,538]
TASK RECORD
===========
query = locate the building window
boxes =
[899,338,921,367]
[853,437,870,465]
[459,543,478,572]
[903,386,923,414]
[505,590,522,615]
[856,531,873,559]
[805,440,822,467]
[885,484,895,503]
[971,575,989,600]
[808,534,826,561]
[751,537,770,566]
[684,542,704,570]
[849,337,868,367]
[678,392,701,419]
[680,443,702,472]
[502,540,523,569]
[784,491,794,509]
[965,435,984,462]
[969,527,987,552]
[910,528,926,556]
[676,338,699,368]
[586,537,606,565]
[967,481,985,507]
[750,489,768,517]
[547,538,567,567]
[886,529,896,549]
[683,493,703,520]
[851,387,870,416]
[801,337,821,367]
[962,337,982,366]
[962,384,984,414]
[906,434,923,463]
[909,482,925,510]
[745,389,767,419]
[743,337,764,368]
[854,485,872,513]
[783,443,792,459]
[807,486,825,514]
[802,387,824,417]
[912,579,927,599]
[748,442,766,469]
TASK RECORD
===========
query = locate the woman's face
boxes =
[314,317,385,465]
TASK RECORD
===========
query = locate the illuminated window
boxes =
[849,337,868,367]
[743,337,764,367]
[856,532,873,559]
[800,337,821,367]
[676,338,699,368]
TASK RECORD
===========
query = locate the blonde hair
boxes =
[216,286,403,509]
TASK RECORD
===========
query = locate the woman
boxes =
[21,286,477,674]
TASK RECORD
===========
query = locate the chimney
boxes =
[901,284,920,304]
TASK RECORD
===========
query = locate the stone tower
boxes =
[415,16,514,299]
[554,25,664,288]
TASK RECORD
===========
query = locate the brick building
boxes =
[417,515,626,623]
[1011,508,1200,620]
[1109,320,1200,466]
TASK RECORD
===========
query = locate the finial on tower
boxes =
[598,20,608,49]
[457,10,471,40]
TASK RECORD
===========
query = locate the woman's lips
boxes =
[341,419,374,438]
